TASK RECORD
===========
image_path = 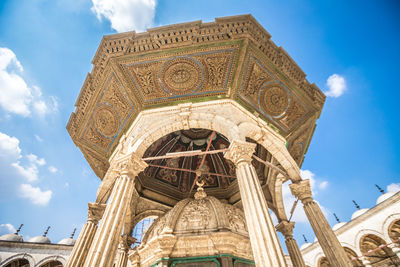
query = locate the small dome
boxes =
[376,192,395,205]
[28,235,51,244]
[58,237,76,245]
[0,233,23,242]
[351,209,368,220]
[300,243,312,250]
[332,222,347,231]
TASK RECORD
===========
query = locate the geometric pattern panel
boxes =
[121,46,238,105]
[82,73,134,152]
[239,53,309,133]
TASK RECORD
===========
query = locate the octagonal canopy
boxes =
[67,15,325,179]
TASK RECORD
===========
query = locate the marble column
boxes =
[84,153,147,267]
[65,202,106,267]
[115,235,136,267]
[225,140,287,267]
[290,180,352,267]
[276,221,306,267]
[388,243,400,260]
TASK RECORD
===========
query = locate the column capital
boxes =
[119,234,136,252]
[113,152,147,177]
[290,180,313,203]
[88,202,106,224]
[224,140,256,165]
[275,221,295,238]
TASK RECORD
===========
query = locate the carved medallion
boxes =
[161,57,203,95]
[94,105,120,137]
[261,85,289,117]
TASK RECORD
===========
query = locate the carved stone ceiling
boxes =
[66,15,325,179]
[137,129,273,205]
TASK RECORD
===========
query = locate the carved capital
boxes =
[87,202,106,224]
[224,140,256,165]
[289,179,313,203]
[113,152,147,177]
[120,234,136,252]
[275,221,295,238]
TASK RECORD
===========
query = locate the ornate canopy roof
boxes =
[67,15,325,179]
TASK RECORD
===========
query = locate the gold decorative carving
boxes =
[261,85,289,117]
[204,55,227,88]
[224,140,256,165]
[102,78,131,119]
[245,62,273,96]
[84,125,110,150]
[94,105,120,137]
[133,66,156,95]
[280,100,306,129]
[289,180,313,203]
[162,58,202,95]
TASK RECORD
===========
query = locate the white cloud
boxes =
[48,166,58,173]
[19,183,52,206]
[12,153,46,182]
[34,135,43,142]
[0,223,16,234]
[0,132,21,160]
[325,74,346,98]
[387,183,400,193]
[282,169,329,223]
[91,0,157,33]
[0,47,57,117]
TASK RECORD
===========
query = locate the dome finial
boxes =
[375,184,385,194]
[333,213,340,223]
[15,224,23,235]
[352,200,360,210]
[194,178,207,199]
[70,228,76,239]
[43,226,50,237]
[302,234,308,243]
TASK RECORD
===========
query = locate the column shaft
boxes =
[115,249,128,267]
[290,180,352,267]
[285,237,305,267]
[66,221,97,267]
[226,140,287,267]
[66,203,105,267]
[84,175,135,267]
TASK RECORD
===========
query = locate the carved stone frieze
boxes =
[94,105,120,137]
[261,84,289,117]
[224,204,247,233]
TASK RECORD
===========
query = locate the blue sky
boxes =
[0,0,399,250]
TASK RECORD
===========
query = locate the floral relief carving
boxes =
[133,66,156,95]
[84,125,110,150]
[176,199,212,231]
[204,55,227,88]
[244,62,273,97]
[224,204,247,233]
[224,140,256,165]
[280,100,307,129]
[93,105,120,137]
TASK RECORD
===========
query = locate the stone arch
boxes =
[317,256,331,267]
[355,229,387,251]
[132,209,165,228]
[1,253,35,267]
[382,213,400,242]
[36,255,66,267]
[359,233,400,266]
[122,100,300,183]
[343,247,364,267]
[388,219,400,242]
